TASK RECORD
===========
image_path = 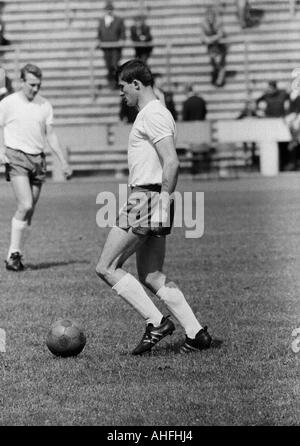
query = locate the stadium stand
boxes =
[0,0,298,178]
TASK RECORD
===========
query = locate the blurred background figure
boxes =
[256,80,290,118]
[130,14,153,63]
[236,0,251,28]
[289,0,297,17]
[256,80,291,171]
[0,66,13,101]
[201,6,227,87]
[237,98,258,119]
[235,0,264,29]
[0,1,10,60]
[153,73,166,106]
[182,84,207,121]
[153,73,178,121]
[96,1,125,89]
[237,98,259,168]
[284,88,300,170]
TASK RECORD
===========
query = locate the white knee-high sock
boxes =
[7,217,28,260]
[156,283,202,338]
[112,273,163,326]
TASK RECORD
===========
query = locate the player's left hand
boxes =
[150,192,173,236]
[62,164,73,180]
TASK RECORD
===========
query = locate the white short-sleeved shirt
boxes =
[0,91,53,155]
[128,99,176,186]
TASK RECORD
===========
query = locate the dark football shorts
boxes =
[5,147,47,185]
[116,184,174,237]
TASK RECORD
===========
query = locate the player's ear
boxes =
[133,79,140,90]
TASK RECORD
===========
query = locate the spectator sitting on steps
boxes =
[0,66,13,101]
[182,84,207,121]
[130,14,153,64]
[235,0,264,29]
[256,81,290,118]
[201,6,227,87]
[0,2,10,48]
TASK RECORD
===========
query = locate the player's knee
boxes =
[95,261,108,280]
[95,260,114,282]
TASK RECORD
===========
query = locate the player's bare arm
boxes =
[154,135,180,195]
[152,135,179,226]
[0,126,8,164]
[46,124,73,179]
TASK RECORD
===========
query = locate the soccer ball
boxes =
[46,319,86,357]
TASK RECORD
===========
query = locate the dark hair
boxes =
[185,84,194,94]
[20,64,42,81]
[268,80,277,89]
[104,1,114,11]
[116,59,154,87]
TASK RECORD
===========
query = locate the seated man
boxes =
[256,81,290,118]
[182,84,207,121]
[0,2,10,51]
[201,6,227,87]
[235,0,264,28]
[130,14,153,63]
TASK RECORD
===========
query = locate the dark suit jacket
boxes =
[130,24,152,44]
[182,95,207,121]
[97,16,125,43]
[256,90,289,118]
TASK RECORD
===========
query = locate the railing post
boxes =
[243,34,251,102]
[13,45,20,91]
[89,46,96,101]
[65,0,72,25]
[166,41,172,91]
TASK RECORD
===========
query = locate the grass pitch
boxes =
[0,174,299,426]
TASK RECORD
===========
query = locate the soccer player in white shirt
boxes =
[0,63,72,271]
[96,59,212,354]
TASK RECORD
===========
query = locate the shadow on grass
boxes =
[122,338,224,357]
[24,260,90,271]
[170,338,224,354]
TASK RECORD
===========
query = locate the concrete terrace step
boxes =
[5,16,300,36]
[5,33,300,52]
[1,0,298,126]
[2,0,291,14]
[2,53,299,77]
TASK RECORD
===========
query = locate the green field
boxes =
[0,174,299,426]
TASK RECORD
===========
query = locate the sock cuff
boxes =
[156,282,179,297]
[112,273,133,295]
[156,285,167,298]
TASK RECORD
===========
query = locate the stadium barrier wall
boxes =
[46,118,291,180]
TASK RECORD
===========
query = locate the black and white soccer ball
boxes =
[46,319,86,357]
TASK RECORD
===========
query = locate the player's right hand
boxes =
[150,193,174,236]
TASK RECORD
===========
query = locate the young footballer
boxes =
[96,59,212,354]
[0,63,72,271]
